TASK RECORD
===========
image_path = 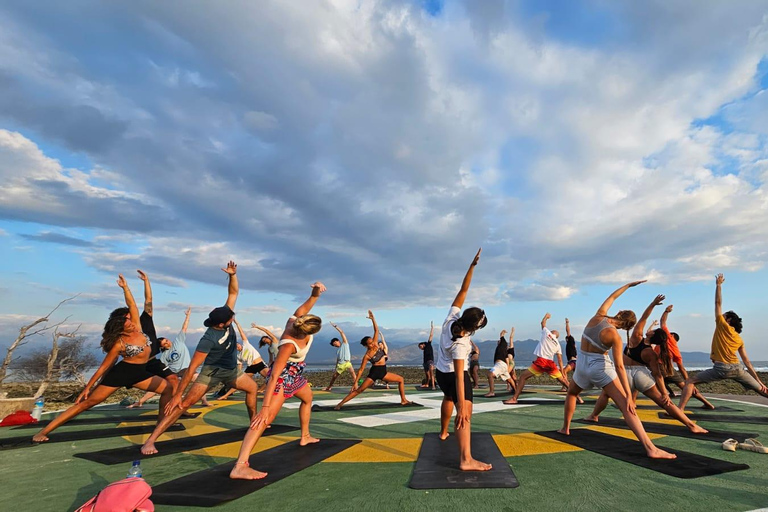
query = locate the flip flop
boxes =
[722,438,739,452]
[738,438,767,454]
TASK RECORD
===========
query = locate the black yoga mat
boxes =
[500,399,590,406]
[537,429,749,479]
[409,432,520,489]
[658,412,767,424]
[313,402,424,412]
[0,423,186,450]
[11,412,200,430]
[626,404,743,412]
[152,438,361,507]
[75,423,298,465]
[574,417,758,442]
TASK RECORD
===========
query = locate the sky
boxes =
[1,0,768,360]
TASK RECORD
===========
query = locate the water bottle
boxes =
[31,397,44,421]
[127,460,142,478]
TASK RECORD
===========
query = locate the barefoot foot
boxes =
[141,442,158,455]
[230,462,267,480]
[400,400,413,406]
[582,416,598,423]
[701,403,716,410]
[439,432,449,440]
[502,398,517,405]
[459,458,492,471]
[483,393,496,398]
[557,427,570,435]
[300,434,320,446]
[32,433,49,443]
[647,447,677,459]
[689,424,708,434]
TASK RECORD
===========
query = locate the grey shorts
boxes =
[572,351,618,390]
[195,365,243,389]
[692,362,762,392]
[626,365,655,393]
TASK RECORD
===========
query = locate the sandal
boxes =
[738,438,768,454]
[722,438,739,452]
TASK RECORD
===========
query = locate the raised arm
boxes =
[117,274,141,331]
[714,273,724,317]
[541,312,551,329]
[596,280,647,316]
[252,324,279,343]
[233,318,249,343]
[660,304,672,329]
[509,327,515,346]
[428,321,434,342]
[222,261,238,310]
[136,270,153,316]
[331,322,349,344]
[294,282,326,317]
[452,248,481,309]
[368,310,380,350]
[180,306,191,334]
[630,294,665,347]
[379,330,388,352]
[470,339,479,355]
[565,318,571,338]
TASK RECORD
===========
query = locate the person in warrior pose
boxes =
[253,324,280,366]
[334,311,412,409]
[562,318,577,384]
[33,275,173,442]
[140,261,260,455]
[324,323,358,392]
[584,294,707,434]
[483,329,516,398]
[557,281,676,459]
[435,248,491,471]
[654,305,714,408]
[229,282,327,480]
[504,313,569,405]
[218,318,270,399]
[679,274,768,409]
[417,321,435,390]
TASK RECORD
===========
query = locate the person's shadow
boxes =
[68,471,110,512]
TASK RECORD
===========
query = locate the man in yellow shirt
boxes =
[679,274,768,410]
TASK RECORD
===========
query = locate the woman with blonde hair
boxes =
[230,282,326,480]
[558,281,676,460]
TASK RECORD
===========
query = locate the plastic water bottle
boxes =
[127,460,142,478]
[31,397,44,421]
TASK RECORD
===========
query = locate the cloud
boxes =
[19,231,95,247]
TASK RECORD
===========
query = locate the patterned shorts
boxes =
[269,361,307,398]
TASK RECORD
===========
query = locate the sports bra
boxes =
[370,347,388,364]
[581,318,613,353]
[624,341,650,366]
[122,333,151,358]
[278,336,314,363]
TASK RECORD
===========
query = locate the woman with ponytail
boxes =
[558,281,677,460]
[584,295,707,434]
[33,275,173,442]
[333,310,412,409]
[230,282,326,480]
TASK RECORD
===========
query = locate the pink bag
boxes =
[75,477,154,512]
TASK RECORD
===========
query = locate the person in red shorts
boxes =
[504,313,569,405]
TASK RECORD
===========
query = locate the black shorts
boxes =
[245,361,267,374]
[664,371,685,386]
[435,370,473,403]
[146,357,174,379]
[367,365,387,382]
[469,359,479,369]
[100,361,155,389]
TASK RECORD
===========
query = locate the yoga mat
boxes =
[500,399,589,406]
[0,423,186,450]
[409,432,520,489]
[76,423,298,465]
[152,438,361,507]
[313,402,424,412]
[574,417,758,442]
[11,412,200,430]
[658,413,768,424]
[537,429,749,478]
[626,404,742,412]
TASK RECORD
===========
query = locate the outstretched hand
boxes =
[222,261,237,275]
[136,269,148,281]
[117,274,128,289]
[185,306,192,316]
[665,305,673,313]
[310,282,326,296]
[628,280,647,288]
[716,273,725,285]
[471,248,482,266]
[652,294,665,306]
[367,310,375,321]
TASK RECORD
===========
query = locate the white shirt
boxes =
[534,327,561,361]
[436,306,472,373]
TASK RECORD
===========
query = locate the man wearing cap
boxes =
[141,261,259,455]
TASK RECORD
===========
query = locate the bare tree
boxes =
[0,295,78,391]
[34,325,82,398]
